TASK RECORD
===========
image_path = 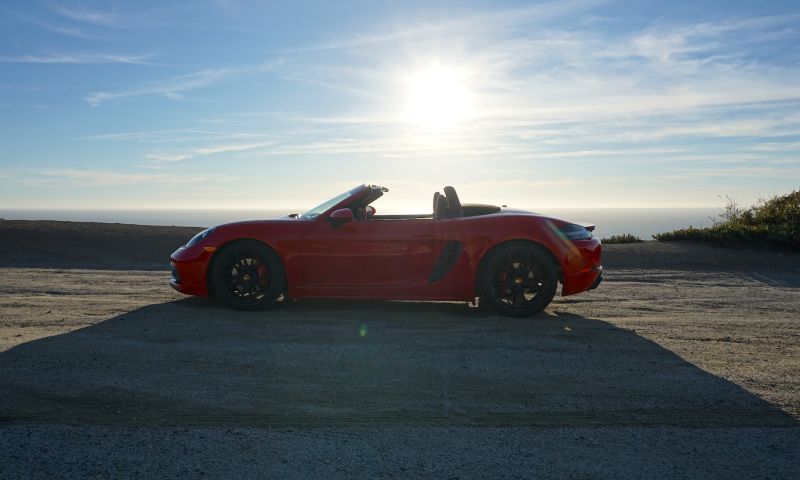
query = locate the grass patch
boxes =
[601,233,644,244]
[654,190,800,250]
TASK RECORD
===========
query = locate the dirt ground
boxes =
[1,220,799,478]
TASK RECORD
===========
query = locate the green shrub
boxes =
[654,190,800,250]
[601,233,644,244]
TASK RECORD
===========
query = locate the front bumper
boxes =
[169,261,183,292]
[169,245,214,297]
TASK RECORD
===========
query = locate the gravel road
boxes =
[1,231,799,478]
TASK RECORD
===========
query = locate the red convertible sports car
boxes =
[170,184,602,317]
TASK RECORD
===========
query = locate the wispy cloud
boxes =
[145,153,192,163]
[11,11,96,39]
[76,128,270,143]
[0,52,155,65]
[665,165,800,180]
[0,84,54,92]
[142,140,279,165]
[286,0,605,52]
[629,15,800,68]
[85,61,280,106]
[191,140,279,156]
[47,2,253,33]
[469,178,580,189]
[51,4,121,27]
[40,169,234,186]
[86,68,233,106]
[748,142,800,153]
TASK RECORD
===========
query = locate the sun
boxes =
[403,64,473,130]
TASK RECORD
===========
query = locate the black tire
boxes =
[478,242,558,317]
[210,240,285,310]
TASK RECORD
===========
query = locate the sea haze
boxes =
[1,208,720,240]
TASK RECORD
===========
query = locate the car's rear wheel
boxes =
[479,242,558,317]
[211,240,285,310]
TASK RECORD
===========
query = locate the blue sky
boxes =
[1,0,799,211]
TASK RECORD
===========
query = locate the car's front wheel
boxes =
[210,240,285,310]
[479,242,558,317]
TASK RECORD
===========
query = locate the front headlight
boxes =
[559,223,592,240]
[186,228,214,247]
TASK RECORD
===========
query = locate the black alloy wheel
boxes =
[479,242,558,317]
[211,240,285,310]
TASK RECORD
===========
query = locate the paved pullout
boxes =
[1,221,799,478]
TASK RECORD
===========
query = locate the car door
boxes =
[293,216,447,298]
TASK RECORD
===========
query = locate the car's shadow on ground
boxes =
[1,297,798,429]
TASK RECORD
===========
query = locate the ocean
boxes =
[1,208,720,240]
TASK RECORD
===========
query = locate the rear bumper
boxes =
[562,266,603,296]
[588,269,603,290]
[560,236,602,296]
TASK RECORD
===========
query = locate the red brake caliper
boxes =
[257,265,270,286]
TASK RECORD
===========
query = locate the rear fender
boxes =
[475,239,563,295]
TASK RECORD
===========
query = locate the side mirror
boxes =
[329,208,354,223]
[366,205,376,217]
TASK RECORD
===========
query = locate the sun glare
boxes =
[403,64,473,130]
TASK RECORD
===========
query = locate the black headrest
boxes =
[443,186,462,218]
[433,193,448,219]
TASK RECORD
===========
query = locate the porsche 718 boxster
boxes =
[170,184,602,317]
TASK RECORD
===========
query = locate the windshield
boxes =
[300,186,364,220]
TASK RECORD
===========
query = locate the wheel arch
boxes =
[475,239,563,295]
[205,237,287,298]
